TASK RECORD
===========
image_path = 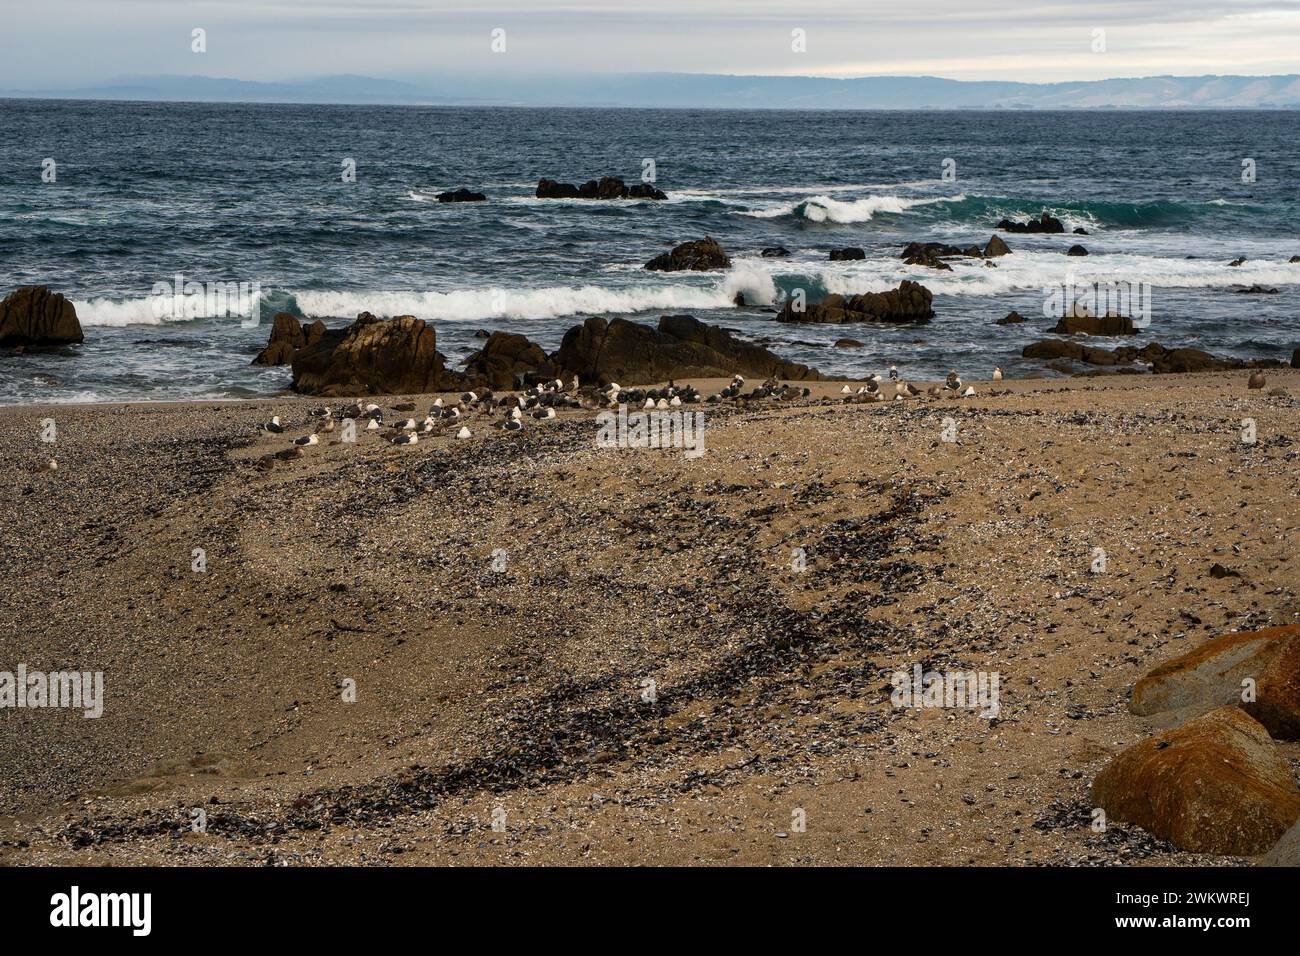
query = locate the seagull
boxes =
[366,418,380,431]
[962,385,976,397]
[294,434,318,446]
[503,419,523,432]
[945,370,962,392]
[1248,370,1266,390]
[396,418,417,430]
[644,397,655,408]
[461,391,477,404]
[992,366,1004,382]
[392,433,418,445]
[905,382,921,397]
[864,380,879,395]
[841,385,852,394]
[927,385,941,399]
[889,365,899,382]
[264,416,285,433]
[455,426,471,439]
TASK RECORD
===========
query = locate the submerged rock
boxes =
[0,286,84,348]
[536,176,666,200]
[996,212,1065,234]
[436,188,486,202]
[1091,706,1300,855]
[1051,314,1136,336]
[828,247,866,261]
[644,237,731,272]
[776,281,934,325]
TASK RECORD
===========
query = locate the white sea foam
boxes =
[741,193,963,223]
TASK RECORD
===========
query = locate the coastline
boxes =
[2,369,1296,865]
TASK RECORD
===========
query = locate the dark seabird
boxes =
[264,416,285,433]
[294,434,319,446]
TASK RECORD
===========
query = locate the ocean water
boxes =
[1,99,1297,404]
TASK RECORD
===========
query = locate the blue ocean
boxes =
[1,99,1296,404]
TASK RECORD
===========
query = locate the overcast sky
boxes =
[3,0,1299,88]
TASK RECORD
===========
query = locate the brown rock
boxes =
[291,313,464,396]
[1131,626,1300,739]
[252,312,306,366]
[461,331,549,389]
[552,314,821,386]
[644,237,731,272]
[1261,820,1300,865]
[0,286,84,348]
[995,310,1025,325]
[1023,340,1084,361]
[1091,707,1300,855]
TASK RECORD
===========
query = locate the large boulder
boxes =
[829,247,866,261]
[252,312,326,366]
[984,235,1012,258]
[461,331,549,389]
[536,178,580,199]
[1051,314,1136,336]
[1150,347,1225,374]
[552,314,822,386]
[1023,340,1085,361]
[776,281,934,325]
[0,286,84,348]
[996,212,1065,234]
[644,237,731,272]
[1131,625,1300,739]
[290,313,464,396]
[1261,820,1300,866]
[1091,707,1300,855]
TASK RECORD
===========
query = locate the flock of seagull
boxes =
[260,367,999,448]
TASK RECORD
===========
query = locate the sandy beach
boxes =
[1,369,1296,866]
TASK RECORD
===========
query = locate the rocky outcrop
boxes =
[536,177,666,200]
[290,313,465,396]
[644,237,731,272]
[996,310,1025,325]
[761,247,791,258]
[461,331,549,390]
[996,212,1065,234]
[901,242,956,271]
[1066,244,1089,256]
[0,286,84,348]
[775,281,933,325]
[1234,285,1279,294]
[828,247,866,261]
[1131,625,1300,740]
[1023,339,1286,374]
[552,314,822,386]
[252,312,327,366]
[1051,313,1136,336]
[1091,707,1300,855]
[437,188,486,202]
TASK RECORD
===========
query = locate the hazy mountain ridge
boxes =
[4,71,1300,108]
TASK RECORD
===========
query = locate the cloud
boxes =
[2,0,1298,88]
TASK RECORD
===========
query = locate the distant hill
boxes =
[5,71,1300,109]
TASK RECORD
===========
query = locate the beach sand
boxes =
[1,370,1297,866]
